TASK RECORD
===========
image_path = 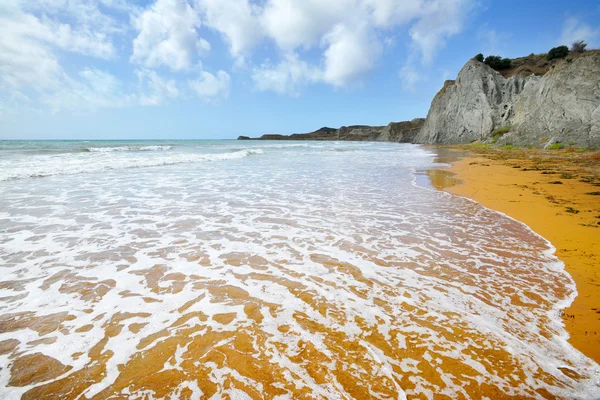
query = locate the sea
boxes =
[0,140,598,399]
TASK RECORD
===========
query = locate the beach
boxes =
[1,140,599,398]
[431,147,600,364]
[3,0,599,397]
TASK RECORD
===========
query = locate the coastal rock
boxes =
[241,119,425,142]
[337,125,386,141]
[416,52,600,147]
[415,59,530,144]
[260,134,291,140]
[507,53,600,147]
[379,119,426,143]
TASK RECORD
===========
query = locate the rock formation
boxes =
[375,120,425,143]
[416,52,600,147]
[508,53,600,147]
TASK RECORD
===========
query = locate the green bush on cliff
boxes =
[547,45,569,60]
[474,53,484,62]
[484,55,512,70]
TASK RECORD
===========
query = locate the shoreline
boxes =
[427,146,600,364]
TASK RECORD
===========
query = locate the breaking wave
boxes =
[83,145,173,152]
[0,149,263,182]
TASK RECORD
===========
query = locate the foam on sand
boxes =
[0,141,598,399]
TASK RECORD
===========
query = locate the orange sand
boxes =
[429,152,600,364]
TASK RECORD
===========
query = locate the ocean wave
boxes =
[84,145,173,152]
[0,149,263,181]
[256,143,310,149]
[311,147,363,153]
[196,143,309,150]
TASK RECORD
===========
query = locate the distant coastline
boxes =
[238,118,425,143]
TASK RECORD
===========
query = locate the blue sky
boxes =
[1,0,599,140]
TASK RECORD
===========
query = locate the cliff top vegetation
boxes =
[473,42,599,78]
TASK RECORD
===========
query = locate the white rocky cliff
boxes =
[415,52,600,147]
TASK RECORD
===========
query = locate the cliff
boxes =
[239,118,425,143]
[239,52,599,147]
[416,51,600,147]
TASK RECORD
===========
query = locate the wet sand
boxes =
[429,147,600,364]
[2,142,600,398]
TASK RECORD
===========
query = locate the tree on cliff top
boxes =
[474,53,484,62]
[484,55,512,70]
[571,40,587,53]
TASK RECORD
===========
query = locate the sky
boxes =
[0,0,599,140]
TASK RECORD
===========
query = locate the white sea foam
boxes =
[0,148,263,181]
[0,141,598,398]
[85,145,173,152]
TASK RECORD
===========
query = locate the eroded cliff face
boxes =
[416,53,600,147]
[507,53,600,147]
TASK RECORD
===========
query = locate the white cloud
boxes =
[131,0,208,71]
[322,23,382,86]
[409,0,472,64]
[364,0,423,27]
[36,67,182,112]
[24,0,133,37]
[559,17,599,47]
[261,0,346,50]
[252,53,321,96]
[0,0,186,114]
[137,69,180,106]
[197,0,263,57]
[40,68,136,112]
[253,21,382,91]
[2,0,477,115]
[0,21,63,92]
[189,70,231,101]
[31,67,181,112]
[0,0,122,111]
[0,1,116,78]
[253,0,472,94]
[0,90,34,119]
[395,0,472,95]
[44,19,117,59]
[399,63,424,92]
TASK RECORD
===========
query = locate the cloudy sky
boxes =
[1,0,599,139]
